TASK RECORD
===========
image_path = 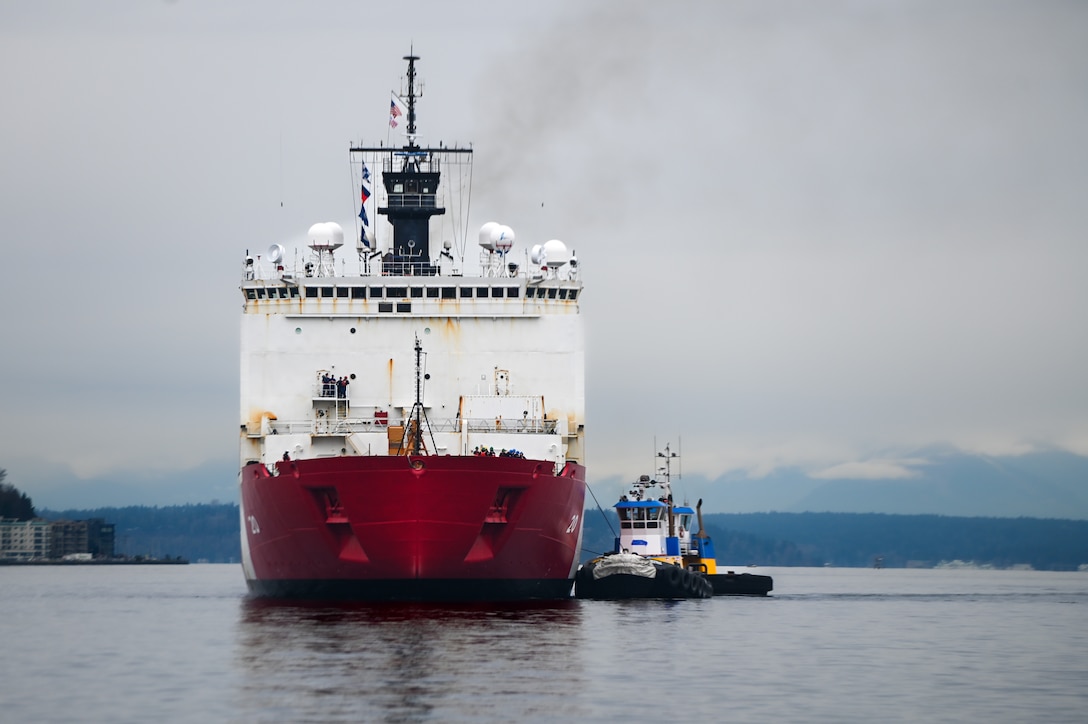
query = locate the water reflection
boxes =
[235,598,584,722]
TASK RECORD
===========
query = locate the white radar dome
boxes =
[530,244,544,266]
[478,221,501,250]
[492,224,515,253]
[268,244,285,263]
[308,221,344,250]
[542,239,569,266]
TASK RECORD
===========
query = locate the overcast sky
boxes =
[2,0,1086,509]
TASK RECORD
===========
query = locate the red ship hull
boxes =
[240,455,587,601]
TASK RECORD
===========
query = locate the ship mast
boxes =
[349,53,473,276]
[404,334,436,456]
[403,53,419,144]
[658,442,678,537]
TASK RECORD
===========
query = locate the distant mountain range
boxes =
[15,448,1088,519]
[593,449,1088,520]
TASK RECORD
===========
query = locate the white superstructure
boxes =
[239,225,585,473]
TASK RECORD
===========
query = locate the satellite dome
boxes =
[542,239,569,266]
[478,221,501,250]
[492,224,515,253]
[530,244,545,266]
[308,222,344,250]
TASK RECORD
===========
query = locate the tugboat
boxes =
[238,54,587,601]
[575,444,772,599]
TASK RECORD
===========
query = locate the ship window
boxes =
[290,287,300,298]
[279,288,290,298]
[336,287,349,298]
[396,302,412,313]
[305,288,318,298]
[558,289,568,299]
[547,288,558,299]
[387,287,407,298]
[246,289,256,299]
[410,287,423,298]
[379,302,393,313]
[351,287,365,299]
[634,522,645,529]
[426,287,440,298]
[442,287,456,299]
[568,290,577,301]
[320,287,333,298]
[506,287,519,298]
[476,287,489,298]
[459,287,472,298]
[393,183,403,193]
[525,288,535,299]
[647,521,659,529]
[256,289,266,299]
[370,287,384,299]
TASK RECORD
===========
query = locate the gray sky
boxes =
[2,0,1086,509]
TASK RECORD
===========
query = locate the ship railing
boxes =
[460,417,557,434]
[311,383,350,399]
[257,417,558,436]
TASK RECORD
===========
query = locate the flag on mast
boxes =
[389,93,406,128]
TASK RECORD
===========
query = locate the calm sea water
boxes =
[1,565,1085,723]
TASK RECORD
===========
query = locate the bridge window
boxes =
[460,287,473,298]
[351,287,365,299]
[369,287,384,299]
